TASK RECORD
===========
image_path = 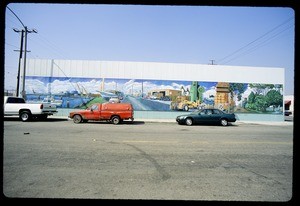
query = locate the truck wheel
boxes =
[20,111,31,122]
[111,116,120,125]
[73,114,82,124]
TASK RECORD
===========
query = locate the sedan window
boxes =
[199,111,206,115]
[206,109,213,115]
[213,109,221,114]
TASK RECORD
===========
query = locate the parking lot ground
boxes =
[2,118,294,202]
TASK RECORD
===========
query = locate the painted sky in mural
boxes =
[25,76,283,114]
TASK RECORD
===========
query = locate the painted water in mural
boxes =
[24,76,283,114]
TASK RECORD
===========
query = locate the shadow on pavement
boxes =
[3,117,68,122]
[78,120,146,125]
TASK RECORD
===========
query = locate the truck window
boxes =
[91,104,98,110]
[7,97,25,103]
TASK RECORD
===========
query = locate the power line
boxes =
[7,5,37,98]
[28,34,69,59]
[221,23,294,65]
[217,16,294,65]
[5,42,19,49]
[6,6,25,28]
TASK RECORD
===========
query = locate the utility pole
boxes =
[21,27,37,99]
[7,6,37,99]
[13,28,24,97]
[209,60,215,65]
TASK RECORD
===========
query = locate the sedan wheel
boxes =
[185,118,193,126]
[220,119,228,126]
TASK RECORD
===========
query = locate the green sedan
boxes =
[176,108,236,126]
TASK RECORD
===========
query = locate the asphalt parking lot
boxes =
[2,118,294,202]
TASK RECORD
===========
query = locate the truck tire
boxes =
[111,116,120,125]
[20,111,31,122]
[73,114,82,124]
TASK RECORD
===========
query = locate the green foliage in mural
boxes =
[229,83,247,101]
[79,97,106,109]
[245,85,283,112]
[266,90,283,108]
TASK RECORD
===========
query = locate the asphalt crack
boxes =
[98,139,171,181]
[223,157,282,185]
[124,143,171,181]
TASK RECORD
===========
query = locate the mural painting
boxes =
[24,76,283,114]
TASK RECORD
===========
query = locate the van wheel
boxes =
[111,116,120,125]
[20,111,31,122]
[73,114,82,124]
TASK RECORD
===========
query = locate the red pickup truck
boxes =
[69,103,134,124]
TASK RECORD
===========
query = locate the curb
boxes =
[51,116,293,126]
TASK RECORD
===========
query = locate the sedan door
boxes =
[194,109,213,124]
[210,109,223,123]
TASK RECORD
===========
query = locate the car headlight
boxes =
[178,116,186,119]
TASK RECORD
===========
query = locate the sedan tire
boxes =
[220,118,228,126]
[185,118,193,126]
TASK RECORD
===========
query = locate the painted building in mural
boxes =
[22,59,285,120]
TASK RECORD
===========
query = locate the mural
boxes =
[24,76,283,114]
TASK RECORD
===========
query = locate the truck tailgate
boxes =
[42,103,57,111]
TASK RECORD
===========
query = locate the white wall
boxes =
[25,59,285,84]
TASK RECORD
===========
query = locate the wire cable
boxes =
[217,16,294,65]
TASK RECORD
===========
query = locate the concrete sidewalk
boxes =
[51,116,293,126]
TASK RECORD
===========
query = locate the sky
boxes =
[4,3,295,95]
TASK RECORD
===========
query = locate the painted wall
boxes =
[24,76,283,115]
[22,59,284,118]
